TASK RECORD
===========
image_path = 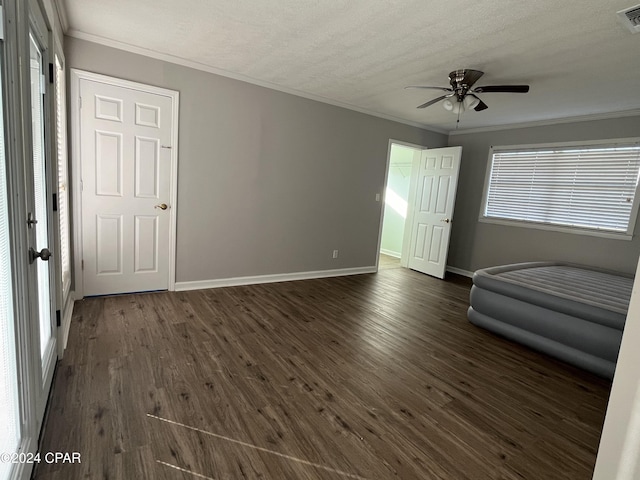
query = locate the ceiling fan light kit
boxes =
[443,98,455,111]
[443,98,475,114]
[406,69,530,116]
[463,95,480,110]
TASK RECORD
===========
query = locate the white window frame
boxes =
[479,138,640,240]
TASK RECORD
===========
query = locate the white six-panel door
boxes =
[79,77,175,296]
[407,146,462,279]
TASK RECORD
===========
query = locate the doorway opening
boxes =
[378,142,423,270]
[378,141,463,279]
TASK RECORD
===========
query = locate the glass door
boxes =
[26,3,56,422]
[29,32,54,362]
[29,34,52,361]
[0,52,21,480]
[0,2,61,478]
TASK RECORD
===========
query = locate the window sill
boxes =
[478,217,633,241]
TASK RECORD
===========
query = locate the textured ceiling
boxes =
[62,0,640,132]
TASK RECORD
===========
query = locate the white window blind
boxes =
[54,55,70,298]
[0,61,21,480]
[483,142,640,235]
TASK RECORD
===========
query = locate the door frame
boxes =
[70,69,179,298]
[2,1,62,477]
[2,2,42,478]
[376,139,428,271]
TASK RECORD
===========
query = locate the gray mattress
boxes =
[467,262,633,379]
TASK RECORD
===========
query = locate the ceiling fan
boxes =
[406,69,529,114]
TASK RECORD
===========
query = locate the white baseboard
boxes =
[380,249,402,258]
[58,291,75,358]
[175,266,378,291]
[446,266,474,278]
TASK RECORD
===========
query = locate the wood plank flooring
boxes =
[378,253,401,270]
[34,266,611,480]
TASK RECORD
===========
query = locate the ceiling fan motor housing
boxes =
[449,69,483,101]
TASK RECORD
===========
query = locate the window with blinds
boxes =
[54,55,71,298]
[482,141,640,237]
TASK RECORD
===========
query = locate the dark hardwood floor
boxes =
[34,266,611,480]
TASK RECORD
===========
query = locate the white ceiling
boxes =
[62,0,640,133]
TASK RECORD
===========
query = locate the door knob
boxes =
[441,218,451,223]
[155,203,168,210]
[29,247,51,264]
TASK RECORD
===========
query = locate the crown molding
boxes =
[449,108,640,136]
[65,30,449,136]
[62,28,639,139]
[54,0,69,33]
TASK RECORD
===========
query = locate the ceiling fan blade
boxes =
[417,95,450,109]
[461,69,484,88]
[405,85,453,92]
[474,85,530,93]
[473,98,489,111]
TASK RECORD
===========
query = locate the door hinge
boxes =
[81,259,84,270]
[79,96,82,109]
[55,310,61,327]
[52,193,58,211]
[48,63,54,84]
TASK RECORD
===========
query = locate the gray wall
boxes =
[447,115,640,274]
[65,37,447,283]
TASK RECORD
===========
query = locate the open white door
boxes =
[405,146,462,279]
[75,72,178,297]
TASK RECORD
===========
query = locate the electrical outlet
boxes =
[375,193,381,202]
[332,250,339,259]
